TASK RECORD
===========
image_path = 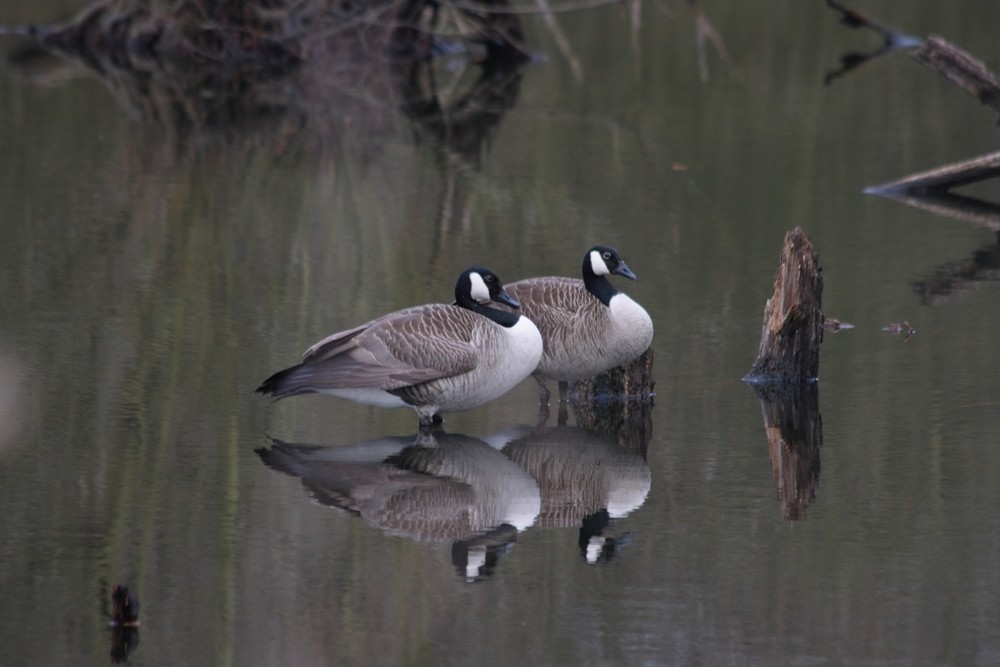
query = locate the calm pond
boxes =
[2,1,999,665]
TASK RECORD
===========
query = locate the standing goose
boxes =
[503,245,653,403]
[256,267,543,428]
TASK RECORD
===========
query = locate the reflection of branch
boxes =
[825,0,913,45]
[912,232,1000,306]
[823,0,921,86]
[688,0,736,82]
[534,0,583,81]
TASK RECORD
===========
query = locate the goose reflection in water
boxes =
[256,431,541,581]
[490,424,652,565]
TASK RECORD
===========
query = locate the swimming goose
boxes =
[256,267,543,428]
[503,246,653,403]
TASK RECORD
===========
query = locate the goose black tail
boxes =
[255,364,314,399]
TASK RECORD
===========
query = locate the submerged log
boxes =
[744,228,825,384]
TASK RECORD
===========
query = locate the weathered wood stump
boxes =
[568,347,654,455]
[745,228,825,520]
[744,228,825,384]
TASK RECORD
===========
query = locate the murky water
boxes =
[2,1,1000,665]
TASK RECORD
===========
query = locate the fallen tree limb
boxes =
[865,150,1000,194]
[865,152,1000,231]
[913,36,1000,122]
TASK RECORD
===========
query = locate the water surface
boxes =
[1,1,999,665]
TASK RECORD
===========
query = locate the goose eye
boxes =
[485,274,494,283]
[603,252,612,260]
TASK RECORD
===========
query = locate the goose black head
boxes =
[585,246,638,281]
[456,267,520,310]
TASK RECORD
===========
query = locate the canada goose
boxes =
[503,246,653,403]
[256,267,543,428]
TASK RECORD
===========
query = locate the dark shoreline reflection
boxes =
[748,382,823,521]
[256,431,541,582]
[4,1,529,159]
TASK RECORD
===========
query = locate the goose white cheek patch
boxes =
[589,250,610,276]
[468,272,491,302]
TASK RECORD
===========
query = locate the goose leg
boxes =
[536,401,550,428]
[557,401,568,426]
[558,381,569,403]
[533,373,551,405]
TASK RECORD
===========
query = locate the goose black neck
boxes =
[583,269,619,307]
[460,299,521,328]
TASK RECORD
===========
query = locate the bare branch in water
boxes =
[913,36,1000,124]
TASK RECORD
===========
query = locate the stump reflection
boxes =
[752,382,822,521]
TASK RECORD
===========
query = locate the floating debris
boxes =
[882,321,916,340]
[110,584,140,627]
[824,317,855,332]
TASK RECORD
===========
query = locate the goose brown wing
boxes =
[507,278,597,336]
[302,304,481,390]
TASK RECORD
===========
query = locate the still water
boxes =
[2,1,999,665]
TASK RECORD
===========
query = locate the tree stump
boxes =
[745,228,825,520]
[744,228,825,384]
[568,347,654,455]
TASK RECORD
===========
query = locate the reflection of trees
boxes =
[15,0,527,154]
[9,0,531,286]
[751,383,822,521]
[392,51,528,275]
